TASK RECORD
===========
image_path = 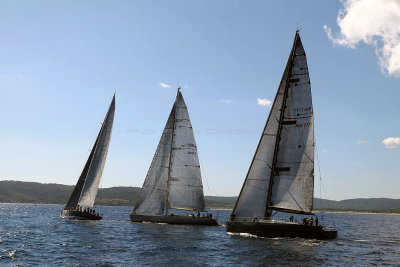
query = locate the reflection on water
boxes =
[0,203,399,265]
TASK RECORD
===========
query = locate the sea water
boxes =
[0,203,399,266]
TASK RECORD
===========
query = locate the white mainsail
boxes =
[232,31,314,218]
[134,89,206,215]
[269,35,314,214]
[167,91,205,212]
[64,94,115,209]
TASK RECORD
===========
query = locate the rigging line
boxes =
[287,190,304,211]
[197,151,211,193]
[315,142,322,201]
[315,140,336,227]
[97,174,104,212]
[320,178,336,228]
[271,210,279,218]
[304,152,314,163]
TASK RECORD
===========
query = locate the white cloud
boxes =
[159,83,171,88]
[257,98,272,107]
[322,148,328,153]
[357,139,367,144]
[382,137,400,148]
[0,73,25,79]
[221,99,232,104]
[324,0,400,77]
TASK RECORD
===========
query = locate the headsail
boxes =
[64,94,115,209]
[230,69,287,218]
[133,105,175,215]
[231,31,314,218]
[134,89,206,215]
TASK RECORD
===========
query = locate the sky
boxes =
[0,0,399,201]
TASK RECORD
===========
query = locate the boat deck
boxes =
[61,210,102,220]
[130,214,219,226]
[226,219,337,239]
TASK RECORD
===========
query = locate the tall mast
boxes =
[265,32,299,218]
[164,87,180,215]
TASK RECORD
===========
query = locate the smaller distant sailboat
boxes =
[61,94,115,220]
[226,31,337,239]
[130,88,218,226]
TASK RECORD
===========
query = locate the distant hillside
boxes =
[205,197,400,213]
[204,196,237,209]
[1,181,400,212]
[0,181,73,204]
[0,181,140,206]
[0,181,233,208]
[314,198,400,213]
[96,186,140,206]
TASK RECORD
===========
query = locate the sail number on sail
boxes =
[295,122,312,128]
[293,107,312,113]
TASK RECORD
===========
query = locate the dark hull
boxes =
[61,210,102,220]
[130,214,219,226]
[226,220,337,240]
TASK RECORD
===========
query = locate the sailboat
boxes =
[61,94,115,220]
[226,31,337,239]
[130,88,218,226]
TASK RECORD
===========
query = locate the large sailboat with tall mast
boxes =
[226,31,337,239]
[61,94,115,220]
[130,88,218,226]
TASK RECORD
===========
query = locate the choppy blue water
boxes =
[0,203,399,266]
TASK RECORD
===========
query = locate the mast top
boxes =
[176,86,182,99]
[295,30,300,41]
[110,92,116,106]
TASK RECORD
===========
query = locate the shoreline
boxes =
[2,203,400,215]
[313,210,400,215]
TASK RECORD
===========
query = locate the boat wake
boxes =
[226,232,262,239]
[133,221,168,225]
[2,249,16,259]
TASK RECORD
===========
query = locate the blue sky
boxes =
[1,0,399,200]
